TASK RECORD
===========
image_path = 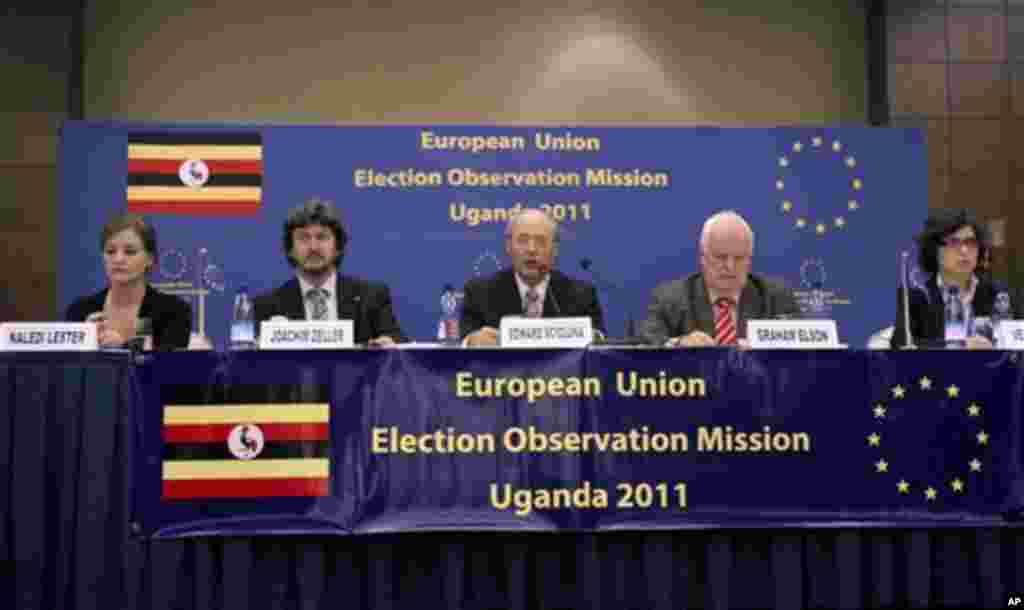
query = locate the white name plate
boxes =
[0,322,98,351]
[996,320,1024,349]
[500,317,593,348]
[259,320,355,350]
[747,319,840,349]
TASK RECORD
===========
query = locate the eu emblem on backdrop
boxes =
[792,257,851,319]
[151,246,226,336]
[775,133,863,237]
[865,374,991,506]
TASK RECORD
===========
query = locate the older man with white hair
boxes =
[638,210,798,347]
[461,208,605,347]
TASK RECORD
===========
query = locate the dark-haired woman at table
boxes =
[892,208,1020,349]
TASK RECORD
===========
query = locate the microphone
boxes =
[543,270,563,317]
[580,258,619,290]
[580,257,634,338]
[548,287,563,316]
[534,262,563,316]
[900,251,916,349]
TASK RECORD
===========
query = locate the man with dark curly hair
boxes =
[253,197,404,346]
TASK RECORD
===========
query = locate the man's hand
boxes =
[466,326,499,347]
[665,330,716,348]
[88,312,128,347]
[368,336,398,348]
[966,335,993,350]
[97,325,128,347]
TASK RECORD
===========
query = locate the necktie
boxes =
[714,297,736,345]
[307,288,329,321]
[525,288,543,318]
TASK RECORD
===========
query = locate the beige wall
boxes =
[83,1,867,123]
[887,2,1024,282]
[0,13,71,319]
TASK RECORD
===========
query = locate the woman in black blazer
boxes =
[65,214,192,350]
[892,209,1018,349]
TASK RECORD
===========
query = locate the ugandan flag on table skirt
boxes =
[127,132,262,216]
[162,402,329,500]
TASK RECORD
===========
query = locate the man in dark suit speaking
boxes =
[460,209,605,346]
[254,197,404,346]
[638,210,798,347]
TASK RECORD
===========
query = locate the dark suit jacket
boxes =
[252,275,405,344]
[891,274,1022,348]
[638,272,800,346]
[459,269,606,338]
[65,285,192,350]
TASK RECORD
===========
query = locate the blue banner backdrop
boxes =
[59,124,926,347]
[5,350,1022,610]
[130,349,1024,538]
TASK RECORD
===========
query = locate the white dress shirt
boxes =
[514,273,550,315]
[297,273,339,321]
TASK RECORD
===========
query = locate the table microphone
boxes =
[580,257,636,338]
[533,262,561,316]
[900,251,916,349]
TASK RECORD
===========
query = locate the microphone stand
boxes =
[580,258,635,340]
[901,251,916,349]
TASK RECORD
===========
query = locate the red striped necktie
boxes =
[714,297,737,345]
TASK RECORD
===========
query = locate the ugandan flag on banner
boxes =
[127,132,262,216]
[161,402,329,500]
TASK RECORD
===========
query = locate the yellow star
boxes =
[867,432,881,447]
[812,136,823,147]
[924,487,937,501]
[779,157,789,167]
[967,403,981,417]
[969,458,982,472]
[796,218,807,229]
[892,385,905,399]
[834,216,846,228]
[875,459,889,473]
[946,385,959,398]
[919,377,932,390]
[832,140,842,152]
[781,200,793,212]
[815,223,826,235]
[873,404,886,419]
[897,479,910,494]
[976,431,989,446]
[845,156,857,168]
[776,179,785,190]
[848,200,860,211]
[852,178,863,190]
[951,478,964,493]
[792,141,803,153]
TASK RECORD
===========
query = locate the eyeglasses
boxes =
[942,237,980,251]
[704,251,751,269]
[512,234,553,251]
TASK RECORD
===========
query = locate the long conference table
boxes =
[2,347,1023,610]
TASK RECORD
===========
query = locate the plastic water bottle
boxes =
[230,286,256,350]
[437,284,462,345]
[944,286,967,346]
